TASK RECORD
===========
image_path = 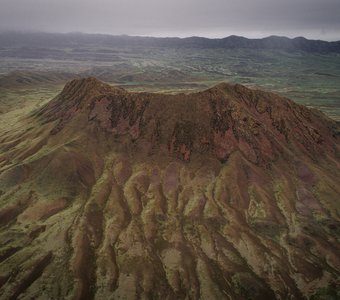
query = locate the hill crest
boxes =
[35,78,339,164]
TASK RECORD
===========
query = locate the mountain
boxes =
[0,78,339,299]
[1,31,340,53]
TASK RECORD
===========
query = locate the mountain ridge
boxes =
[1,31,340,53]
[36,77,339,163]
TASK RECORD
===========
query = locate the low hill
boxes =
[0,71,78,88]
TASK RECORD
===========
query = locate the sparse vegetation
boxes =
[0,33,339,299]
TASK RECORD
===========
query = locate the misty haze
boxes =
[0,1,339,300]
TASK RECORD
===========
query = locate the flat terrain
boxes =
[1,41,340,123]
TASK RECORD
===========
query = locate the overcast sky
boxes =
[0,0,340,40]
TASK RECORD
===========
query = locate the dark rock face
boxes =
[0,78,339,299]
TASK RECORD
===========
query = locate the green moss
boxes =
[231,273,275,300]
[310,285,340,300]
[251,222,286,241]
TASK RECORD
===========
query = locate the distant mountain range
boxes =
[1,31,340,53]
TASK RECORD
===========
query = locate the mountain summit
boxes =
[0,78,339,299]
[38,78,338,163]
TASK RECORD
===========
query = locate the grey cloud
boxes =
[0,0,339,40]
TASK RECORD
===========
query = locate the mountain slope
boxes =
[0,78,339,299]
